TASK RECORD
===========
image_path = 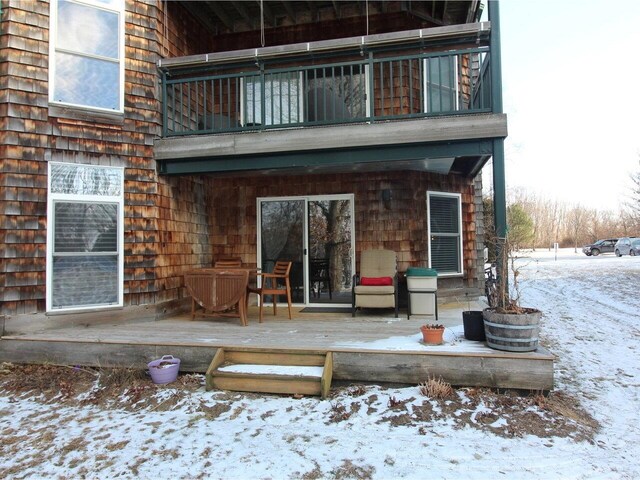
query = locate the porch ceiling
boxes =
[154,114,505,177]
[178,1,482,37]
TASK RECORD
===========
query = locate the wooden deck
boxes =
[0,302,555,391]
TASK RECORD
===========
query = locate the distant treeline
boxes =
[484,183,640,251]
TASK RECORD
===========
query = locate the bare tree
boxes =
[624,159,640,232]
[509,188,545,249]
[585,209,601,241]
[566,205,588,252]
[504,186,630,248]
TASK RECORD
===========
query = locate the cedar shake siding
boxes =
[1,0,488,315]
[0,0,214,314]
[204,170,482,293]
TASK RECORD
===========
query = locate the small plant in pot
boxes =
[483,236,541,352]
[420,323,445,345]
[462,292,485,341]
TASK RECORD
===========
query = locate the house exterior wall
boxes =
[206,170,482,292]
[0,0,486,316]
[0,0,214,315]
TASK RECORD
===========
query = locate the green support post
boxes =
[489,1,508,300]
[489,0,507,239]
[489,1,503,116]
[492,139,507,239]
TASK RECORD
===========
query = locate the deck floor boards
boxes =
[0,304,555,390]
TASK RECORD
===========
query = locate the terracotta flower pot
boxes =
[420,325,445,345]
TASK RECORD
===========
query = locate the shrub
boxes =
[419,376,453,399]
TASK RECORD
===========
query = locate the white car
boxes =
[614,237,638,256]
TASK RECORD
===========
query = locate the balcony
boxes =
[155,23,507,176]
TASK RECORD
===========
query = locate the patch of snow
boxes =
[217,364,324,377]
[332,327,490,352]
[1,249,639,478]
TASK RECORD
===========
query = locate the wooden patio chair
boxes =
[184,269,250,326]
[352,249,398,318]
[214,257,242,268]
[248,260,293,323]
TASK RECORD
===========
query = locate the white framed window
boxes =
[423,56,459,113]
[47,162,124,312]
[241,72,304,126]
[49,0,125,113]
[427,191,463,276]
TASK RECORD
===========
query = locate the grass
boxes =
[419,375,454,399]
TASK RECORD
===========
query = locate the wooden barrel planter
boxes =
[482,308,542,352]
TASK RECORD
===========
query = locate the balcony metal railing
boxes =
[161,46,491,137]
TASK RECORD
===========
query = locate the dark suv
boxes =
[582,239,618,256]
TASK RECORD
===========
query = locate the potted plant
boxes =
[462,293,485,341]
[420,323,445,345]
[483,237,541,352]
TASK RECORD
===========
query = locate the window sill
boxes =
[49,104,125,126]
[46,304,124,316]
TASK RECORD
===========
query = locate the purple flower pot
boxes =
[147,355,180,384]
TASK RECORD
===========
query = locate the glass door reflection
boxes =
[259,199,305,303]
[307,198,353,305]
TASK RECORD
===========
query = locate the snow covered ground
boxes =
[1,248,639,479]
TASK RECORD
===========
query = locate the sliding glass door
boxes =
[258,199,305,303]
[307,198,353,305]
[258,195,354,306]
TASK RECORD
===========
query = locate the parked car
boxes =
[630,238,640,256]
[582,239,618,256]
[614,237,638,256]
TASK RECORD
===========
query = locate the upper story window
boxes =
[242,72,303,126]
[424,56,459,113]
[49,0,124,113]
[240,66,369,127]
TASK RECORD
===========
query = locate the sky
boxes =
[485,0,640,211]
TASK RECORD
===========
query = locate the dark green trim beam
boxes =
[157,140,494,176]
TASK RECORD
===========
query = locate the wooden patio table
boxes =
[184,268,257,326]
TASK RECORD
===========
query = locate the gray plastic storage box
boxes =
[406,267,438,316]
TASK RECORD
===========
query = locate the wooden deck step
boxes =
[205,348,333,398]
